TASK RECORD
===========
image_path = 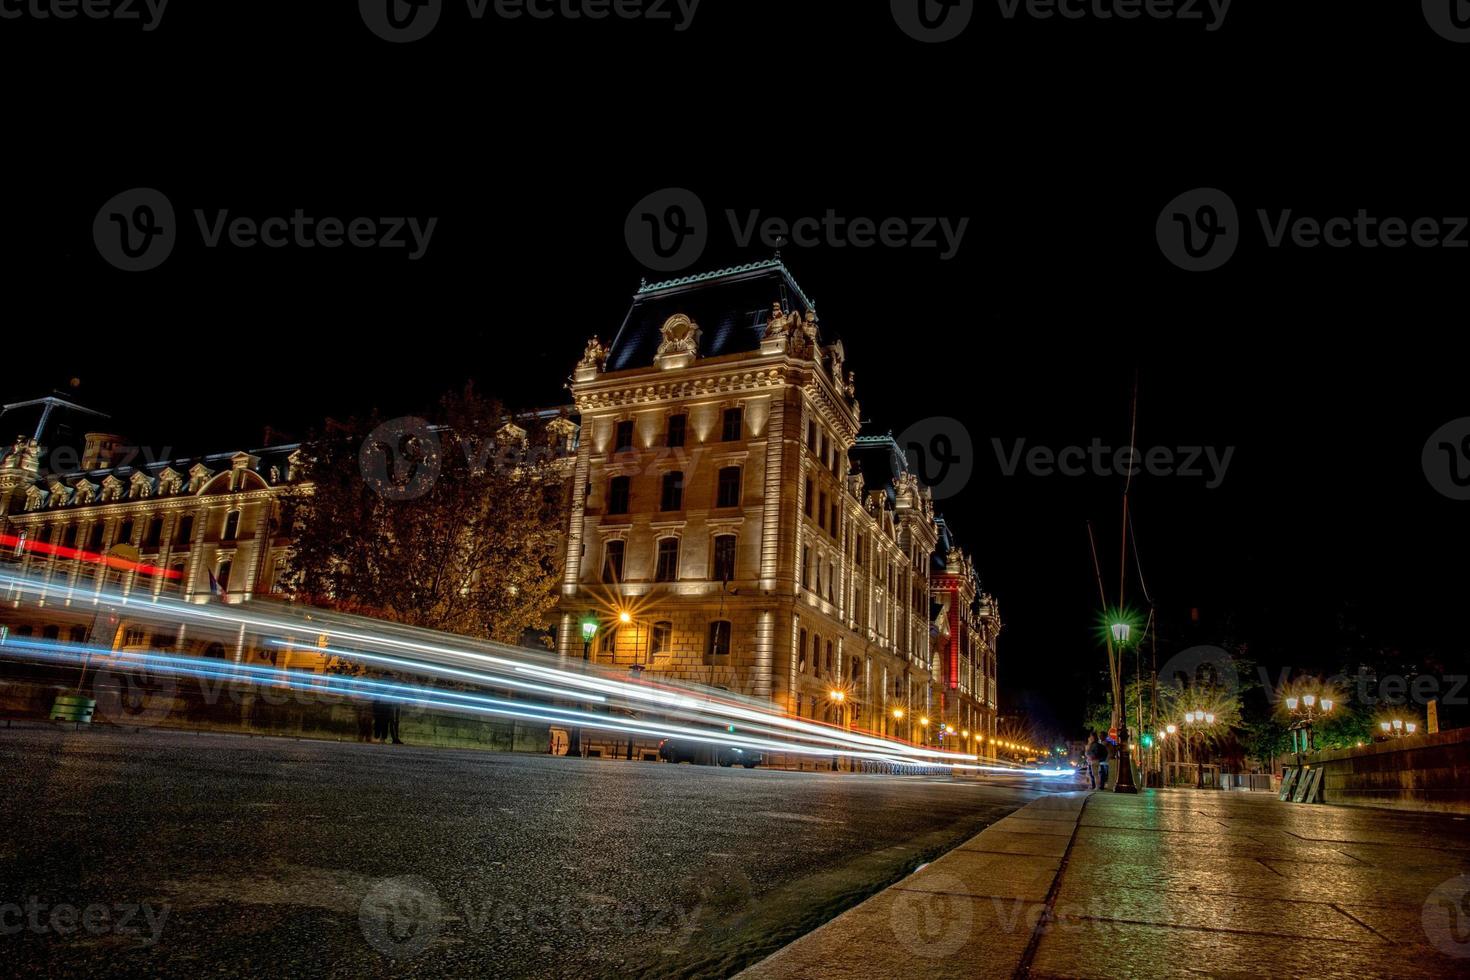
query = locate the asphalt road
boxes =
[1,726,1076,978]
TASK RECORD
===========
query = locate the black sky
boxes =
[4,0,1468,732]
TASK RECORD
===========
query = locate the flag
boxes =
[207,567,224,599]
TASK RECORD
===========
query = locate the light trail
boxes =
[0,568,1031,772]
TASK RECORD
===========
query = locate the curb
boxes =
[737,792,1090,979]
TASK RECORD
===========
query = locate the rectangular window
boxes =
[713,535,736,582]
[652,621,672,656]
[660,471,684,511]
[666,414,686,448]
[801,547,810,588]
[716,466,741,508]
[602,540,625,583]
[807,420,816,450]
[798,628,808,671]
[144,517,163,549]
[174,515,193,550]
[804,479,814,517]
[721,407,743,442]
[615,420,634,451]
[223,510,240,542]
[708,620,732,657]
[830,504,839,539]
[817,492,827,529]
[608,476,630,515]
[655,537,679,582]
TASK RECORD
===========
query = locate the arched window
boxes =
[707,620,732,657]
[42,625,59,640]
[602,540,625,583]
[69,625,87,643]
[204,642,228,660]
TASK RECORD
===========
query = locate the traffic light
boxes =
[1140,733,1154,748]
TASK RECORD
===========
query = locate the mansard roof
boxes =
[605,257,825,372]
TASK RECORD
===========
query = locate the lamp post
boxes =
[568,614,597,758]
[1379,716,1417,740]
[1108,619,1139,794]
[829,690,847,771]
[1182,710,1215,789]
[1164,723,1177,784]
[1284,690,1333,782]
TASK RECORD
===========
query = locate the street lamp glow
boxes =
[1110,622,1131,646]
[1321,698,1334,712]
[945,725,956,734]
[618,611,631,624]
[829,690,845,702]
[1406,722,1417,734]
[892,708,904,720]
[1380,721,1391,732]
[1205,713,1215,724]
[1284,696,1299,711]
[580,617,597,641]
[1393,718,1403,730]
[1165,724,1176,735]
[919,717,929,727]
[1302,694,1316,708]
[962,730,970,738]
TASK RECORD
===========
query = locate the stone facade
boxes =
[556,259,1001,751]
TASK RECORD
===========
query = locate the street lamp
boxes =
[1286,688,1333,767]
[579,615,597,661]
[829,690,848,771]
[1107,619,1138,794]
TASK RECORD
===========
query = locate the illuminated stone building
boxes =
[555,259,1001,749]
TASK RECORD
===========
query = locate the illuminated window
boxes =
[652,621,672,656]
[798,628,807,671]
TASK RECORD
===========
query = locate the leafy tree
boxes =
[283,385,571,646]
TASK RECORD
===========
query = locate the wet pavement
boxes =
[740,787,1470,979]
[0,725,1050,978]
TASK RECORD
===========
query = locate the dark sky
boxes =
[5,0,1467,732]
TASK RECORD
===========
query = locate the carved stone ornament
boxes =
[580,336,608,370]
[657,314,702,359]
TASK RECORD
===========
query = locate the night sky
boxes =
[5,0,1467,733]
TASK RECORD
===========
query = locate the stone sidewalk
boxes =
[738,788,1470,979]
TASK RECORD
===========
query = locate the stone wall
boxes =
[1311,726,1470,813]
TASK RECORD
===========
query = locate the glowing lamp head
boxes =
[1110,622,1130,646]
[829,690,844,702]
[1284,696,1299,711]
[1321,698,1334,712]
[919,717,930,727]
[1205,713,1216,725]
[1380,721,1391,732]
[892,708,904,720]
[1166,724,1177,735]
[1406,722,1417,734]
[945,725,956,734]
[1303,694,1316,708]
[962,730,970,738]
[618,611,631,624]
[580,617,598,641]
[1393,718,1403,730]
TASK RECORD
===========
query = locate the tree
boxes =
[283,385,571,645]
